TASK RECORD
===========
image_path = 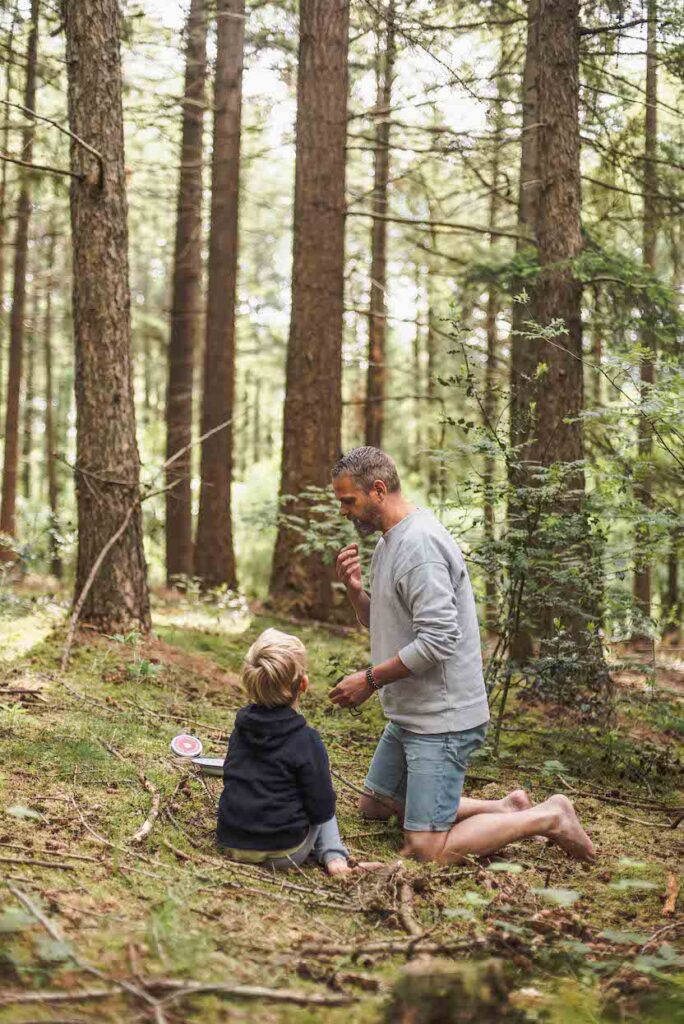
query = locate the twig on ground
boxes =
[98,740,162,844]
[330,768,398,813]
[0,841,100,864]
[396,872,423,938]
[150,978,354,1007]
[0,989,117,1007]
[0,855,75,871]
[298,937,481,958]
[663,873,679,917]
[640,920,683,952]
[606,809,679,828]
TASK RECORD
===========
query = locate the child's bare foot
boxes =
[325,857,352,876]
[546,794,596,862]
[501,789,533,812]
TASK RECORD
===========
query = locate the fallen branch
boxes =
[0,855,75,871]
[98,740,161,844]
[298,937,480,958]
[150,978,354,1007]
[397,873,423,938]
[0,987,117,1007]
[663,874,679,917]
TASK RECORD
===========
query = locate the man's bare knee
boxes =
[359,791,399,821]
[401,830,447,863]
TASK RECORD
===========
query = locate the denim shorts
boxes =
[364,721,488,832]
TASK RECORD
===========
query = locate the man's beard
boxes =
[351,516,379,537]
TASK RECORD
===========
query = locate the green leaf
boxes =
[0,908,33,933]
[462,891,491,907]
[35,936,74,963]
[6,805,43,821]
[532,887,581,907]
[617,857,648,869]
[599,928,651,945]
[488,861,523,874]
[443,907,475,921]
[541,759,569,774]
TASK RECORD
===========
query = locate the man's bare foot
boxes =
[501,789,533,813]
[545,794,595,862]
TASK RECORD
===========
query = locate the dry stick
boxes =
[98,740,161,845]
[61,417,233,671]
[0,855,75,871]
[330,768,399,813]
[298,937,479,957]
[397,874,423,938]
[606,809,678,829]
[151,979,353,1008]
[640,921,683,952]
[0,150,83,179]
[0,989,117,1008]
[5,886,165,1020]
[1,98,104,166]
[663,873,679,917]
[0,841,100,863]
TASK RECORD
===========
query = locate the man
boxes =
[329,446,595,864]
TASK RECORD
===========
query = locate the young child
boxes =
[216,628,352,874]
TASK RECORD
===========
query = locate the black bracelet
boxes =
[365,666,380,692]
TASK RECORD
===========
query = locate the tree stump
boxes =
[384,957,525,1024]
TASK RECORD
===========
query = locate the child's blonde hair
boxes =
[241,628,307,708]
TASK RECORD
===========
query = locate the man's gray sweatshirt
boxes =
[368,508,489,735]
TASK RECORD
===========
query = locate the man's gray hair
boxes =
[332,447,401,493]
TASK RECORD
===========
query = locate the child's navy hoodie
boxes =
[216,704,336,851]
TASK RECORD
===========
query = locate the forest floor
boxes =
[0,587,682,1023]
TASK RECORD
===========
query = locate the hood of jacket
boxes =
[233,704,306,752]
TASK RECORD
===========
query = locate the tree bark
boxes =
[365,0,395,448]
[164,0,208,589]
[632,0,658,638]
[0,0,39,558]
[527,0,597,647]
[194,0,244,590]
[21,286,37,501]
[65,0,150,633]
[270,0,350,618]
[43,229,61,579]
[0,6,18,423]
[506,0,540,663]
[483,114,504,632]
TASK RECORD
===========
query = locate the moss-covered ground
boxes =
[0,592,681,1023]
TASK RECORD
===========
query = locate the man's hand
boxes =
[336,544,363,595]
[329,670,374,709]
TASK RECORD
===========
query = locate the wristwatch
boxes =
[365,666,380,692]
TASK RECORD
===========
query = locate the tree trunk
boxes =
[65,0,150,633]
[483,37,509,633]
[508,0,540,462]
[21,286,37,501]
[632,0,658,639]
[527,0,596,647]
[365,0,395,448]
[270,0,350,618]
[164,0,207,589]
[43,229,61,579]
[253,375,261,464]
[0,0,39,559]
[0,7,18,422]
[194,0,244,590]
